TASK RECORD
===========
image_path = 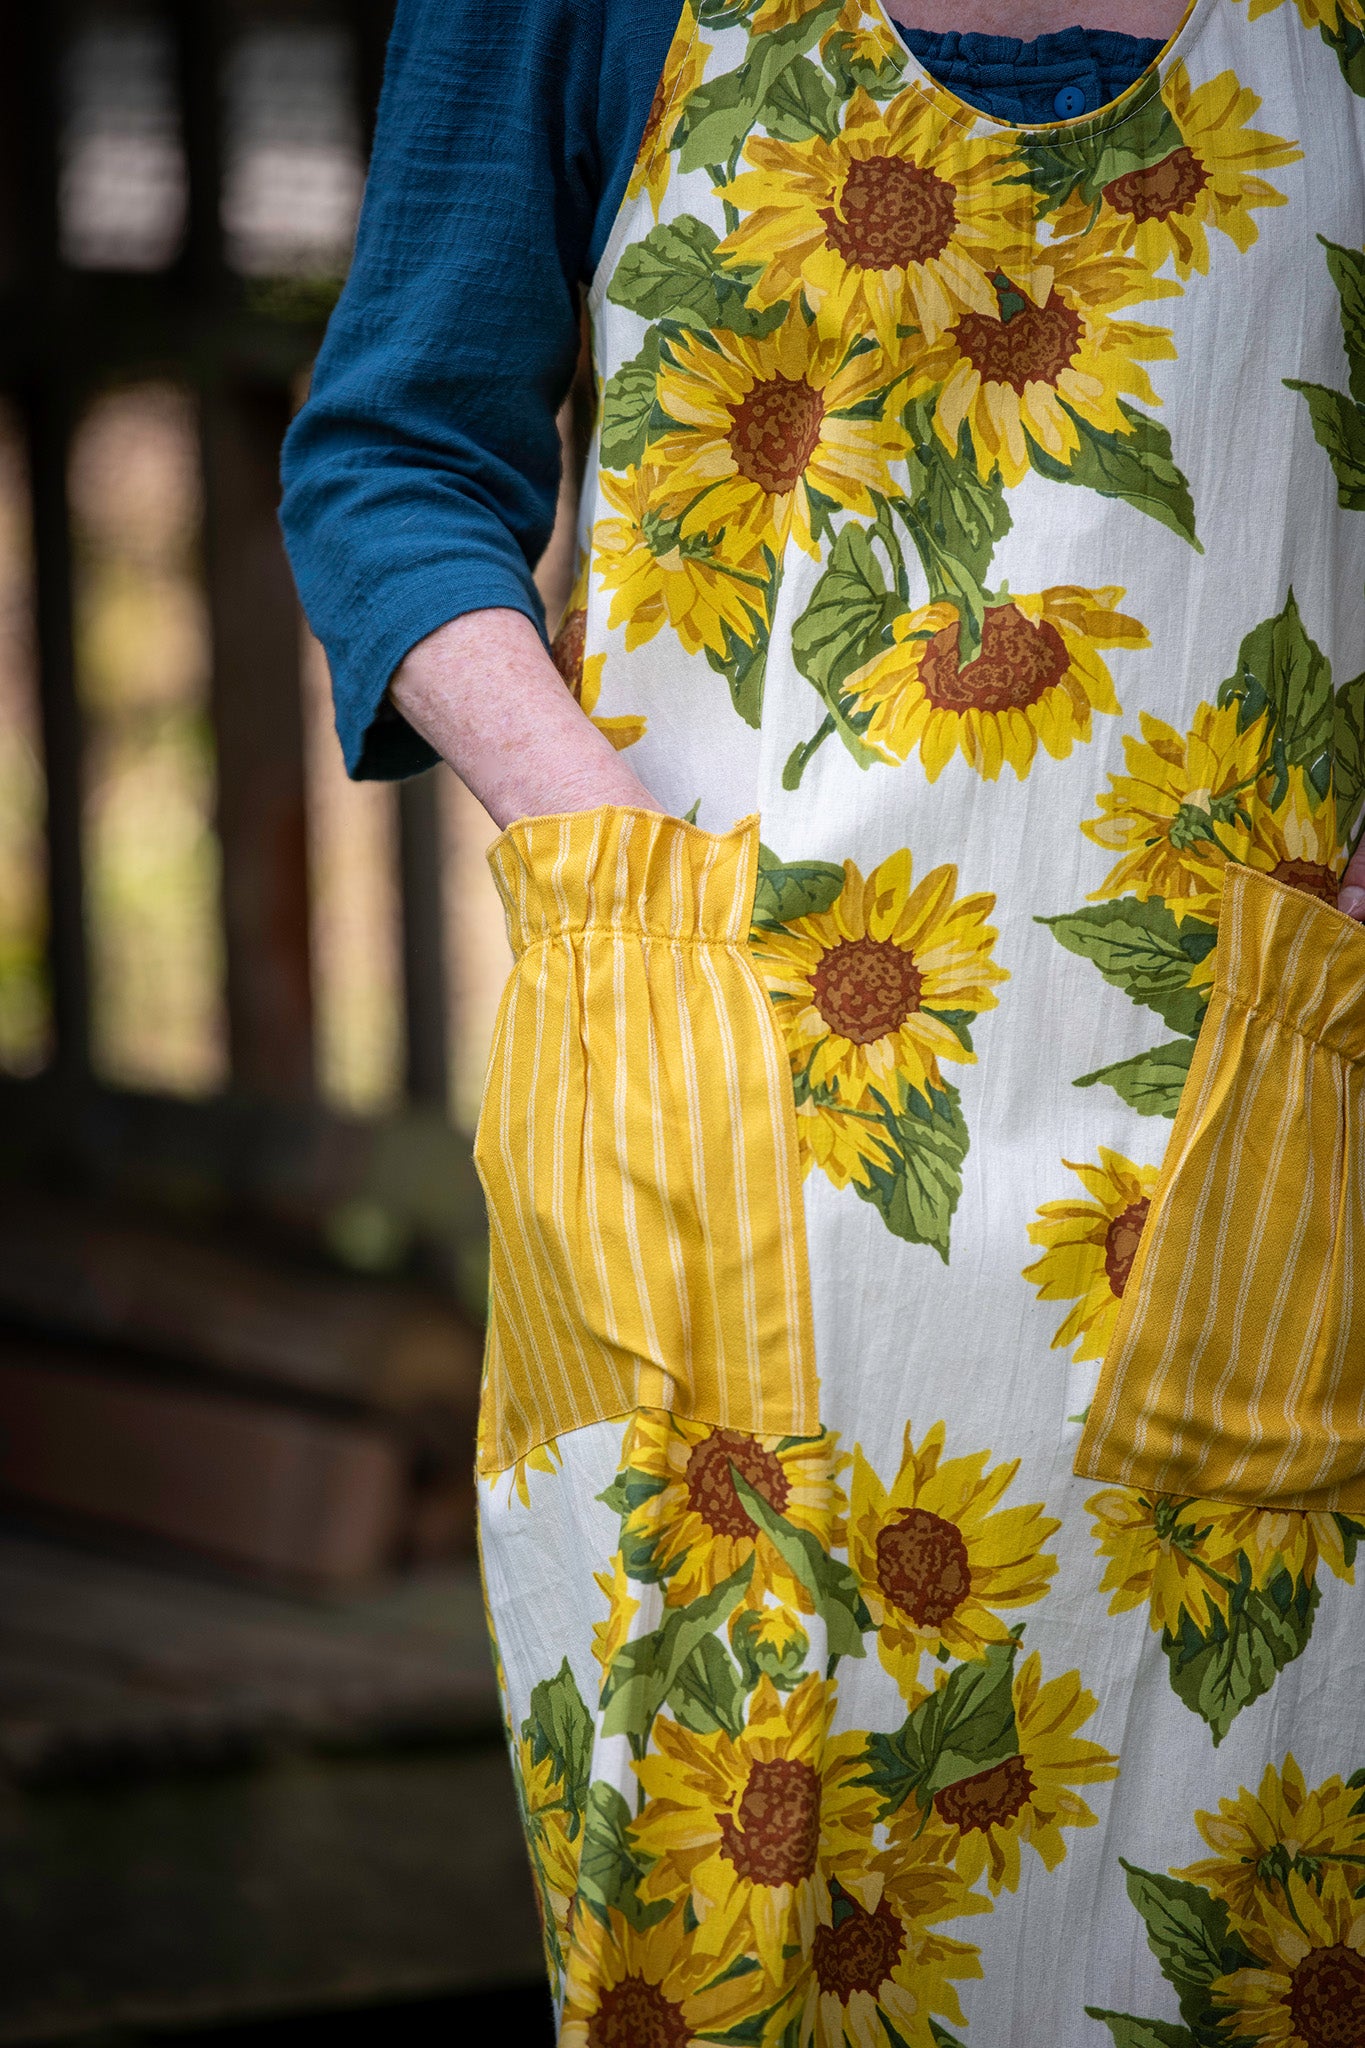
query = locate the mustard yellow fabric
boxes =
[474,805,816,1476]
[1078,864,1365,1511]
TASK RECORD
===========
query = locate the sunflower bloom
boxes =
[560,1896,768,2047]
[515,1733,583,1975]
[907,241,1178,487]
[590,464,770,663]
[850,1421,1060,1691]
[751,849,1006,1120]
[793,1091,899,1193]
[650,307,910,564]
[803,1862,984,2048]
[625,27,710,218]
[1024,1149,1161,1362]
[1211,1867,1365,2047]
[631,1676,884,1979]
[1178,1756,1365,1931]
[617,1409,849,1610]
[1087,1486,1274,1635]
[1053,65,1300,280]
[1237,0,1364,28]
[1082,699,1271,920]
[893,1652,1118,1894]
[848,586,1143,781]
[1181,765,1345,910]
[719,88,1039,351]
[591,1553,642,1676]
[501,1437,564,1511]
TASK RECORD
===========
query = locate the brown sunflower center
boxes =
[1286,1942,1365,2048]
[1272,858,1340,905]
[920,603,1070,714]
[1103,145,1209,225]
[587,1973,690,2048]
[728,374,825,496]
[812,1893,906,2003]
[875,1507,971,1627]
[718,1757,822,1887]
[637,71,671,165]
[955,282,1083,395]
[811,936,922,1045]
[934,1753,1035,1833]
[821,155,959,271]
[1104,1197,1150,1299]
[685,1428,791,1540]
[551,606,587,699]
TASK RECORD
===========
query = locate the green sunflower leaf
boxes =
[577,1781,672,1933]
[1085,2011,1198,2048]
[928,2027,969,2048]
[859,1637,1021,1822]
[730,1468,870,1660]
[1320,236,1365,404]
[599,330,662,471]
[1334,1511,1365,1572]
[1028,399,1201,550]
[790,518,904,767]
[1217,590,1334,807]
[762,53,842,142]
[1284,377,1365,510]
[823,29,907,103]
[1161,1561,1320,1747]
[607,215,727,326]
[665,1631,748,1738]
[1318,20,1365,102]
[600,1559,754,1739]
[897,403,1012,659]
[1039,900,1208,1035]
[852,1079,971,1261]
[1333,668,1365,853]
[730,1604,811,1691]
[1019,93,1184,218]
[675,0,847,175]
[1117,1861,1260,2037]
[751,843,846,933]
[1075,1037,1196,1118]
[523,1659,594,1827]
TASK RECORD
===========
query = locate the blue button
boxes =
[1053,83,1089,118]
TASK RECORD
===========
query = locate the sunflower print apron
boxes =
[475,3,1365,2042]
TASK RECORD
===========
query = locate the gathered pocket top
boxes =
[474,805,817,1478]
[1077,863,1365,1511]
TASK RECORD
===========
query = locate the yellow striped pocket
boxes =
[1077,863,1365,1511]
[473,805,817,1478]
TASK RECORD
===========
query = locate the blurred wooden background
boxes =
[0,2,569,2038]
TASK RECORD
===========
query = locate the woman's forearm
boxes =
[388,609,667,830]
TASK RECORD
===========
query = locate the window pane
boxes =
[222,25,365,279]
[60,19,186,272]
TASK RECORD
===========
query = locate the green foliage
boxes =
[600,1560,755,1739]
[1118,1861,1259,2043]
[600,331,663,471]
[731,1470,870,1658]
[730,1604,811,1691]
[577,1781,672,1932]
[1217,589,1334,806]
[823,28,907,103]
[523,1660,594,1829]
[762,54,843,142]
[1285,235,1365,507]
[666,1630,749,1737]
[1021,93,1185,218]
[1029,401,1200,549]
[1085,2011,1198,2048]
[1075,1038,1195,1118]
[1039,899,1210,1037]
[897,404,1012,661]
[598,1464,672,1583]
[1333,668,1365,851]
[675,0,846,174]
[859,1637,1022,1822]
[1317,19,1365,102]
[1161,1560,1319,1746]
[789,519,903,767]
[851,1079,972,1261]
[751,843,846,935]
[605,215,787,340]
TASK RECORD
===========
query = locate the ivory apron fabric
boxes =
[475,4,1365,2042]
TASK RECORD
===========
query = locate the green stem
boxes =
[783,715,836,790]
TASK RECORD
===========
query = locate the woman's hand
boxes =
[1340,843,1365,921]
[388,609,667,830]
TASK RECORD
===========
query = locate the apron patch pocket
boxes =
[473,805,817,1478]
[1076,863,1365,1512]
